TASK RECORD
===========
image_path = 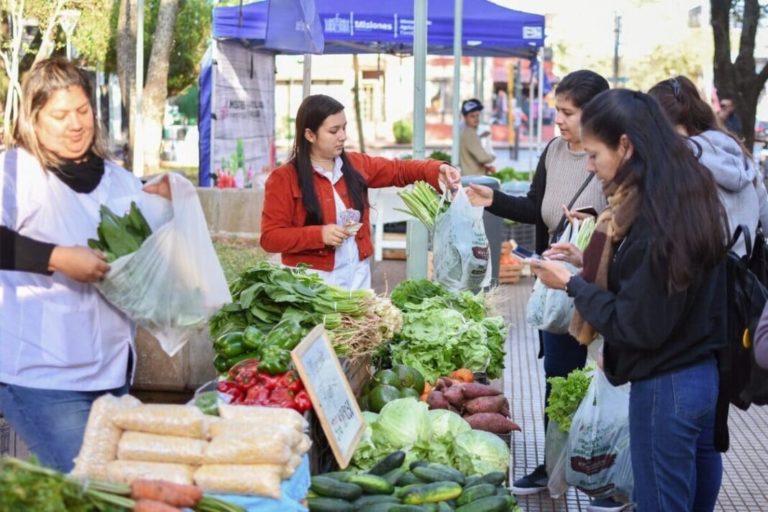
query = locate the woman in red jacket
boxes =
[261,94,461,289]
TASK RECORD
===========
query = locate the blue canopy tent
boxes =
[316,0,544,57]
[199,0,323,187]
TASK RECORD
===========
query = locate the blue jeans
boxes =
[629,357,722,511]
[543,330,588,431]
[0,382,129,472]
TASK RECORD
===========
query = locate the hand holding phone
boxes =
[511,245,543,261]
[574,206,598,218]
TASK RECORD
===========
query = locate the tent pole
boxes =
[450,0,463,167]
[133,0,144,177]
[537,47,544,159]
[527,58,534,171]
[406,0,429,280]
[302,54,312,98]
[209,42,218,187]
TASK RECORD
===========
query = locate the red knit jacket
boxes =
[260,151,442,271]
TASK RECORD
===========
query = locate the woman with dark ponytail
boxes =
[531,89,728,511]
[261,94,461,289]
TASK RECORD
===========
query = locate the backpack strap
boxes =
[550,173,595,243]
[728,224,753,257]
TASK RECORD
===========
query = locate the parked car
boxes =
[755,120,768,141]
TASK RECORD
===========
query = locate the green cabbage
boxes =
[428,410,472,465]
[351,412,381,469]
[452,430,510,476]
[372,398,432,453]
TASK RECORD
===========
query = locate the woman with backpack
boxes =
[531,89,728,511]
[648,75,768,256]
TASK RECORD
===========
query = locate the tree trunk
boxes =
[141,0,180,174]
[352,54,365,153]
[116,0,137,170]
[710,0,768,148]
[2,0,24,144]
[33,0,66,66]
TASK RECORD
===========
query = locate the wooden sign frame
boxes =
[291,324,365,469]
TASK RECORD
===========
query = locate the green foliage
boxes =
[546,367,593,432]
[393,119,413,144]
[175,84,199,122]
[428,150,451,162]
[492,167,531,183]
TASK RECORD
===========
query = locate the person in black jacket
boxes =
[466,70,610,500]
[531,89,728,512]
[0,226,109,281]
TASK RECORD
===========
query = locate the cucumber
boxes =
[464,475,481,488]
[390,506,429,512]
[358,504,398,512]
[310,475,363,500]
[412,466,465,485]
[426,464,466,485]
[456,484,496,506]
[476,472,506,487]
[344,473,395,495]
[320,470,354,481]
[355,494,401,507]
[307,496,354,512]
[422,505,439,512]
[402,481,463,505]
[397,471,424,486]
[409,460,429,471]
[383,467,408,486]
[395,483,425,499]
[455,495,509,512]
[437,502,454,512]
[370,451,407,475]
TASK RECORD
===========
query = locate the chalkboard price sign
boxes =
[291,325,364,468]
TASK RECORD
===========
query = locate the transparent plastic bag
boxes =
[526,221,579,333]
[106,460,195,485]
[203,433,293,465]
[113,404,208,439]
[545,419,570,498]
[432,187,491,293]
[194,464,283,498]
[218,404,308,432]
[97,173,231,356]
[117,431,207,465]
[565,370,633,500]
[71,394,141,478]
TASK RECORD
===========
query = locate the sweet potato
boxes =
[442,384,466,408]
[427,390,450,409]
[464,412,521,434]
[463,395,508,415]
[500,399,510,418]
[461,383,501,399]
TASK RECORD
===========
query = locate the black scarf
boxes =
[49,153,105,193]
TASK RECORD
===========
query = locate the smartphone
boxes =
[511,245,543,260]
[575,206,599,217]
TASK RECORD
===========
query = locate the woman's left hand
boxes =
[142,174,172,200]
[438,163,461,191]
[529,258,573,291]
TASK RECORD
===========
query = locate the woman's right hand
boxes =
[542,242,584,267]
[48,246,110,282]
[466,184,494,207]
[322,224,350,247]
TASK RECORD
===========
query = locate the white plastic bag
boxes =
[97,173,231,356]
[565,370,633,500]
[545,419,570,498]
[526,221,579,333]
[432,187,491,292]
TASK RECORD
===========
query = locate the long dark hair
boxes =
[555,69,610,108]
[581,89,727,292]
[648,75,751,157]
[291,94,368,226]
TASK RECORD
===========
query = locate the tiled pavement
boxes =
[499,276,768,512]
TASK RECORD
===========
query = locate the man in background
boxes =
[459,99,496,176]
[718,95,743,137]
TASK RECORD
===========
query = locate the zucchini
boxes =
[383,467,408,486]
[397,471,423,486]
[455,495,508,512]
[476,472,506,487]
[307,496,354,512]
[310,475,363,500]
[355,494,401,507]
[370,451,407,475]
[412,466,464,485]
[344,473,394,495]
[402,481,463,505]
[456,484,496,506]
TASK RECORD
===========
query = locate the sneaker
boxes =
[587,496,632,512]
[511,464,548,495]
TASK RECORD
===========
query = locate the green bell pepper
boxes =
[259,345,292,374]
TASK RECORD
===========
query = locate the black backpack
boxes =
[720,225,768,411]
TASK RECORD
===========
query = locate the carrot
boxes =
[420,382,434,401]
[131,479,203,508]
[133,499,183,512]
[449,369,475,383]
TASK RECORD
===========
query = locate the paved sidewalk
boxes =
[499,277,768,512]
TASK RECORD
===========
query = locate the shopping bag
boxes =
[432,187,491,292]
[97,173,231,356]
[545,419,570,498]
[565,370,633,500]
[525,221,580,333]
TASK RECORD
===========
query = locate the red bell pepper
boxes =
[293,390,312,413]
[268,387,296,409]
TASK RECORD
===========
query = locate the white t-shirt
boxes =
[0,149,168,390]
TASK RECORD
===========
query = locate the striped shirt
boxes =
[540,137,607,235]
